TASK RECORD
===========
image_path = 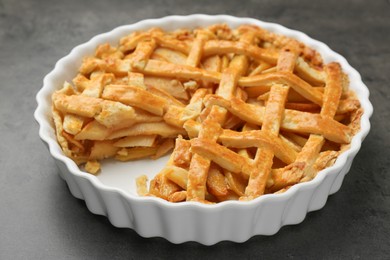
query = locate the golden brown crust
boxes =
[51,23,362,203]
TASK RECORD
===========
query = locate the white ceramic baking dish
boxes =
[34,14,373,245]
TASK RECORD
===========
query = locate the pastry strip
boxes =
[203,40,278,64]
[186,33,254,201]
[242,84,289,200]
[186,106,226,200]
[128,39,156,70]
[204,95,351,143]
[239,72,323,106]
[102,84,168,116]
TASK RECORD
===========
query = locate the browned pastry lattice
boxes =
[51,24,362,203]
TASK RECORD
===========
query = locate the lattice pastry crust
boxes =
[52,24,362,203]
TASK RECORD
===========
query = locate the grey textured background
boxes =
[1,0,389,259]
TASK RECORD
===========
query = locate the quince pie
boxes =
[51,24,362,203]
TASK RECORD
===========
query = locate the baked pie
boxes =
[51,24,362,203]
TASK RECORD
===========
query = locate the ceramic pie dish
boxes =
[34,14,373,245]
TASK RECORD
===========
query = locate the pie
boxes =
[51,24,362,203]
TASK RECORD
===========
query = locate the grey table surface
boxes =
[1,0,389,259]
